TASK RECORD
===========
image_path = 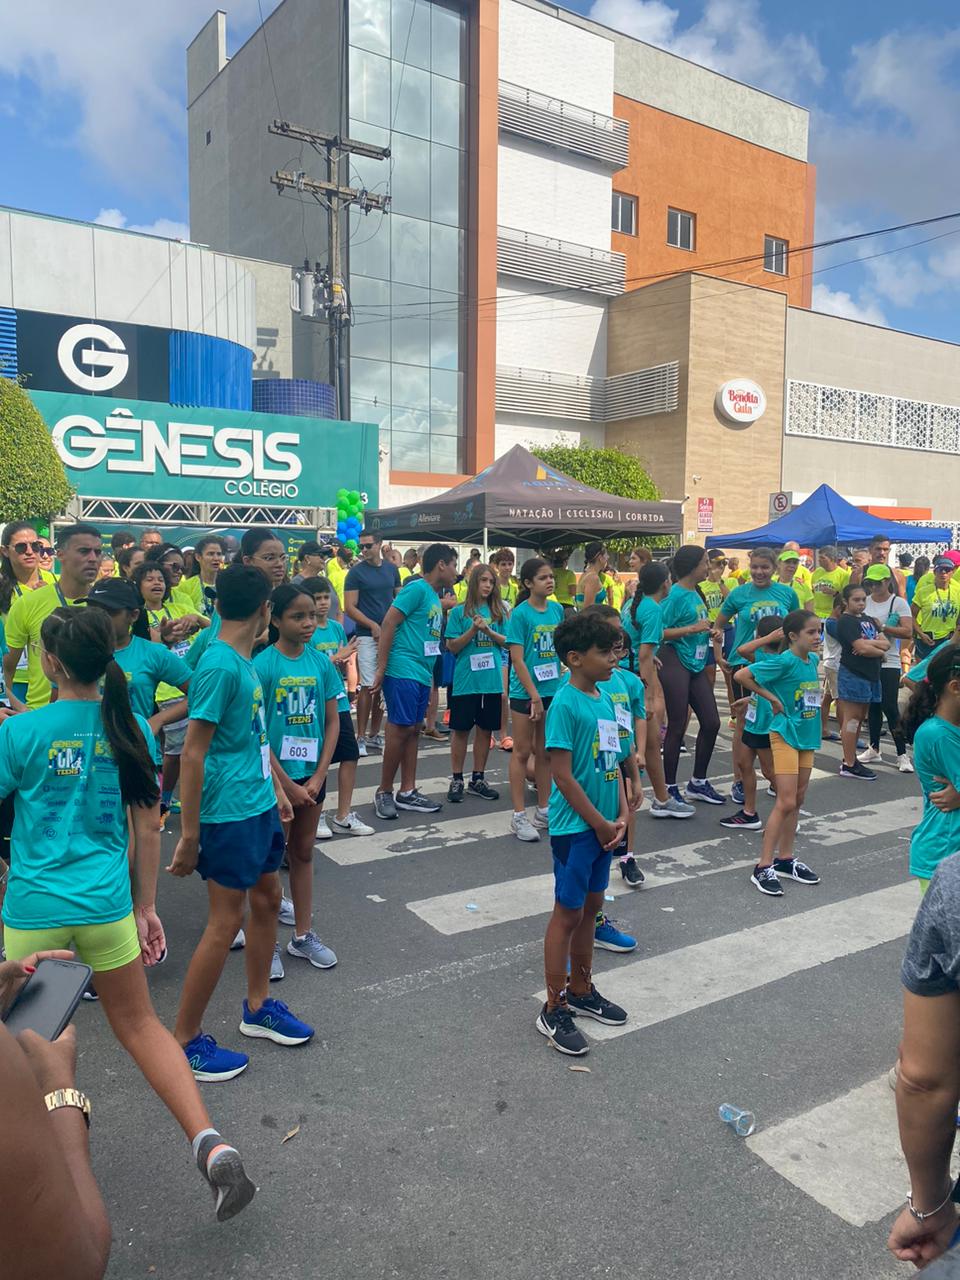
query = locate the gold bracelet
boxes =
[44,1088,91,1129]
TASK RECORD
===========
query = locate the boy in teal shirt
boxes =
[536,613,630,1058]
[168,565,314,1083]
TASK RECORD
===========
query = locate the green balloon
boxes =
[336,488,348,500]
[349,490,360,504]
[346,538,359,551]
[337,505,350,519]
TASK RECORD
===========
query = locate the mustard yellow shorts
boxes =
[769,732,815,776]
[3,912,141,972]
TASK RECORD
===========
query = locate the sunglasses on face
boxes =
[359,542,375,550]
[9,541,44,555]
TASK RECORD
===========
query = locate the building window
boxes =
[764,235,788,275]
[611,192,636,236]
[667,208,695,251]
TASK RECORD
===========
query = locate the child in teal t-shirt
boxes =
[538,610,630,1058]
[383,577,443,687]
[443,567,508,802]
[735,608,823,897]
[902,643,960,888]
[658,583,712,674]
[724,614,782,827]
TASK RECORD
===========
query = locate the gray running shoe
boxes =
[395,789,442,813]
[286,931,338,969]
[649,795,696,819]
[374,790,399,820]
[363,735,383,754]
[531,806,549,830]
[278,896,295,925]
[511,812,541,842]
[270,942,285,982]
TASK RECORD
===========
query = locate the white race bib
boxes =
[424,639,441,656]
[260,742,271,779]
[469,652,495,673]
[172,640,190,659]
[614,703,633,732]
[803,688,822,709]
[598,719,619,753]
[15,648,28,672]
[280,735,319,764]
[533,661,558,682]
[745,701,757,724]
[695,642,708,662]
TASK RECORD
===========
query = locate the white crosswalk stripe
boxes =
[533,881,918,1039]
[405,795,919,933]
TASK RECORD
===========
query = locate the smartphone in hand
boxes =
[2,958,93,1040]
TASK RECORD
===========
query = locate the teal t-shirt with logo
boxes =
[621,594,663,670]
[910,715,960,880]
[254,644,341,775]
[748,651,822,751]
[445,603,505,696]
[659,584,711,673]
[0,700,156,930]
[384,578,443,687]
[545,682,621,836]
[112,635,191,720]
[188,640,275,823]
[310,618,350,710]
[506,599,565,700]
[722,582,799,667]
[598,667,646,761]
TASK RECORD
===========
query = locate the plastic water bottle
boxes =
[718,1103,756,1136]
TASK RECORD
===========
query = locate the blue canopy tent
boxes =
[704,484,951,549]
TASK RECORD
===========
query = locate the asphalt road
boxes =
[74,711,927,1280]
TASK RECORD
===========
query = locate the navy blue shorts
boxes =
[551,829,612,910]
[382,675,431,726]
[198,807,285,891]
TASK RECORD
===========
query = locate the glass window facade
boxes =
[348,0,467,474]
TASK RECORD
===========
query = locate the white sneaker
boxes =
[511,812,541,842]
[278,896,295,926]
[230,929,246,951]
[531,806,549,830]
[314,813,333,841]
[331,811,375,836]
[897,754,915,773]
[857,747,883,764]
[357,738,368,757]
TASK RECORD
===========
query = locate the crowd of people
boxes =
[1,517,959,1261]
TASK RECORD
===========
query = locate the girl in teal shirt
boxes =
[736,609,823,897]
[902,644,960,893]
[444,567,507,803]
[0,606,255,1221]
[255,585,344,968]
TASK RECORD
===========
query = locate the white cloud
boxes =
[811,284,886,326]
[587,0,825,100]
[0,3,277,194]
[93,208,190,240]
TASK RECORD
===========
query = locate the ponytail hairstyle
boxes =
[516,557,549,607]
[781,608,817,652]
[902,642,960,739]
[631,560,670,624]
[464,565,505,624]
[0,520,37,615]
[671,544,707,582]
[40,607,159,808]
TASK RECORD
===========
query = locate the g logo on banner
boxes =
[57,323,130,392]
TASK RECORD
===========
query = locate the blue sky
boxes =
[1,0,959,341]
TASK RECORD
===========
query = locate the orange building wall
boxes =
[611,96,815,309]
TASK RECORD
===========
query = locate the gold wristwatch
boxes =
[44,1088,91,1128]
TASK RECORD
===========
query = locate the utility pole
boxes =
[269,119,390,418]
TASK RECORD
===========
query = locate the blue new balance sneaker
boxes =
[731,780,745,806]
[239,999,314,1046]
[183,1033,249,1082]
[685,779,727,805]
[594,915,638,953]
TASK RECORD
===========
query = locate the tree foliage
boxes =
[529,442,667,553]
[0,378,74,523]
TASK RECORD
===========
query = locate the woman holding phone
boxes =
[0,606,255,1222]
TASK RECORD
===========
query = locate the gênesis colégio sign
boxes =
[29,391,364,508]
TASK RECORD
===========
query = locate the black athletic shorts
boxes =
[449,692,503,732]
[509,695,554,715]
[741,728,771,751]
[332,709,360,764]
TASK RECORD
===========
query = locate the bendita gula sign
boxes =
[716,378,766,425]
[29,390,379,509]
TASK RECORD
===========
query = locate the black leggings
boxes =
[659,644,721,785]
[868,667,906,755]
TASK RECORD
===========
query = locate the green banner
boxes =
[29,390,378,510]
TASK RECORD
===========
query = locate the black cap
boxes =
[86,578,142,611]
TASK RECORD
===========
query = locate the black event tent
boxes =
[364,445,682,549]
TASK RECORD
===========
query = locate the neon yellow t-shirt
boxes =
[778,575,813,609]
[552,568,577,607]
[810,567,851,618]
[915,579,960,640]
[5,582,85,708]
